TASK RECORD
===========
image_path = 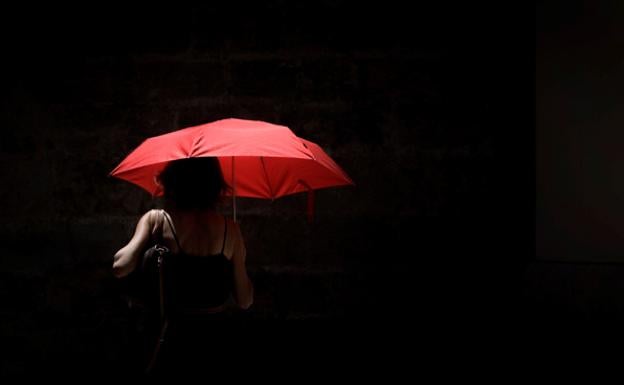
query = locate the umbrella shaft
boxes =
[232,157,236,222]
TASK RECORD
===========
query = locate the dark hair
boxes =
[157,157,230,211]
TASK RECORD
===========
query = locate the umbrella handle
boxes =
[232,156,237,223]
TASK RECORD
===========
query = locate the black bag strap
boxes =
[145,212,170,375]
[162,210,185,254]
[150,210,170,323]
[145,316,168,374]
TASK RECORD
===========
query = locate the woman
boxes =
[112,156,253,374]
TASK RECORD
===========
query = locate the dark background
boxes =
[535,0,624,340]
[0,1,533,377]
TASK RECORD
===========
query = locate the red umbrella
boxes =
[108,118,354,222]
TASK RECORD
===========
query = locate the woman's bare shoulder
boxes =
[224,217,245,250]
[224,217,242,238]
[147,209,161,221]
[147,209,163,233]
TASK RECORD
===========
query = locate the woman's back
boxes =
[156,209,234,311]
[157,208,233,258]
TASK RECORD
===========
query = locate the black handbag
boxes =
[142,243,170,375]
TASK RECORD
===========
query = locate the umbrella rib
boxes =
[260,156,275,199]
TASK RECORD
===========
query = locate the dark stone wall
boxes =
[0,2,531,377]
[537,0,624,261]
[531,0,624,350]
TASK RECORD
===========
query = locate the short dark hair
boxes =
[157,157,230,211]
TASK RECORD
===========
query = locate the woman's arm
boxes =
[231,222,254,309]
[112,210,155,278]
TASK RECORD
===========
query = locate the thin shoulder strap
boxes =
[162,210,184,253]
[153,209,164,244]
[221,214,227,255]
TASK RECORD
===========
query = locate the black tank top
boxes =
[161,210,233,310]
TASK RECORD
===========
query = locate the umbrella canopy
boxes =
[109,118,354,221]
[109,118,314,196]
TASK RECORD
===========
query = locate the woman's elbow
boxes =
[236,287,254,310]
[112,252,132,278]
[237,297,253,310]
[112,261,127,278]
